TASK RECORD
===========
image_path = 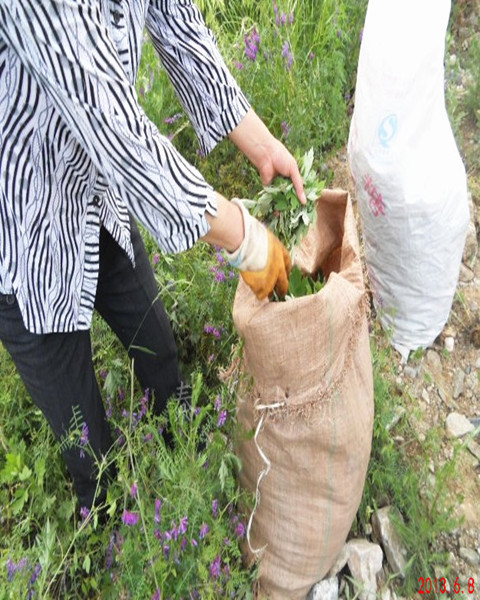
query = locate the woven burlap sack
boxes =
[232,189,374,600]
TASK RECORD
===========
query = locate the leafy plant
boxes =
[284,265,325,299]
[243,148,326,301]
[245,148,325,251]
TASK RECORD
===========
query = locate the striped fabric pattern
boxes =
[0,0,250,333]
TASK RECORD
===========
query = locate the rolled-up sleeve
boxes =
[0,0,222,254]
[146,0,251,156]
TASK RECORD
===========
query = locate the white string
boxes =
[246,400,285,556]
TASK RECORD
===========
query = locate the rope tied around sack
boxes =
[246,399,286,556]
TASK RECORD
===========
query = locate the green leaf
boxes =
[83,554,91,574]
[302,147,314,179]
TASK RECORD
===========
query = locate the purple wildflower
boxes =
[79,422,89,458]
[153,253,160,265]
[204,324,221,339]
[235,521,246,538]
[209,555,222,579]
[122,510,139,526]
[217,410,227,428]
[214,395,222,411]
[152,590,161,600]
[30,563,41,585]
[169,522,180,541]
[244,28,260,61]
[214,269,226,283]
[164,112,182,125]
[163,545,170,560]
[130,482,138,498]
[281,121,290,138]
[179,516,188,535]
[282,41,293,70]
[199,522,210,539]
[6,558,18,582]
[235,60,244,70]
[79,506,90,521]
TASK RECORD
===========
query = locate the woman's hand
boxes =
[229,108,306,205]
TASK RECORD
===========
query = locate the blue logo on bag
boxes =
[378,114,398,148]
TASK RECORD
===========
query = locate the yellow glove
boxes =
[227,199,292,300]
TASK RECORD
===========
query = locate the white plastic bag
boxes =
[348,0,469,359]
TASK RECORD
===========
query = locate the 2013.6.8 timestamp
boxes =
[418,576,476,595]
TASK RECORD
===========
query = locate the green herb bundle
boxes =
[243,148,325,252]
[243,148,326,299]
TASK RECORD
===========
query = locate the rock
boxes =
[403,365,419,379]
[385,406,406,431]
[346,539,384,600]
[444,336,455,352]
[459,263,475,283]
[425,349,442,374]
[459,547,480,566]
[379,588,398,600]
[371,507,408,577]
[307,577,339,600]
[471,328,480,349]
[467,440,480,461]
[421,388,430,403]
[445,412,475,438]
[452,369,465,399]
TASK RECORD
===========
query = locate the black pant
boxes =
[0,217,182,510]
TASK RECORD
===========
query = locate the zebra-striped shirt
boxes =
[0,0,250,334]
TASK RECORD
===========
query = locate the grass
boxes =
[1,0,479,598]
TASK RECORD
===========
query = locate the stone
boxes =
[444,336,455,352]
[445,412,475,438]
[425,349,442,373]
[307,577,339,600]
[459,547,480,566]
[452,369,465,399]
[346,539,384,600]
[372,507,409,577]
[459,263,475,283]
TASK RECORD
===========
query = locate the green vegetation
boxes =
[1,0,478,598]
